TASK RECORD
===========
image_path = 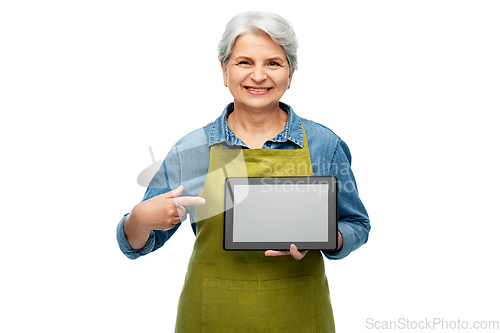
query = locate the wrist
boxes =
[124,210,151,249]
[337,231,343,251]
[127,205,149,232]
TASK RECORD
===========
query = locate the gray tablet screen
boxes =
[232,183,329,242]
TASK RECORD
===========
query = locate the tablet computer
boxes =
[223,176,338,251]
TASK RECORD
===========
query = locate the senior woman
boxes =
[117,11,370,333]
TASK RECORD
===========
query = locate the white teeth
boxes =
[247,87,270,92]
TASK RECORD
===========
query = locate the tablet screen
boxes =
[233,183,329,242]
[224,177,338,251]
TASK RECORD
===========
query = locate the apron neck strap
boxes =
[301,125,309,149]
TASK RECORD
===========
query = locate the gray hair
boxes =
[218,11,298,71]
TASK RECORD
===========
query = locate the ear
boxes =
[221,60,228,84]
[288,68,295,88]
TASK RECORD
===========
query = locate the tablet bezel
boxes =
[223,176,338,251]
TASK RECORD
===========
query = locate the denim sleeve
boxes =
[322,139,371,260]
[116,144,185,260]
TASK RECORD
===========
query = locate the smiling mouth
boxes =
[245,87,271,92]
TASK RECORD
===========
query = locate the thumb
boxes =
[165,185,183,198]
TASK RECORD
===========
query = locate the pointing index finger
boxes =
[174,196,206,206]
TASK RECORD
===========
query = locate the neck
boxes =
[227,102,288,148]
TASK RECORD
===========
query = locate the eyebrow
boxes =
[234,55,286,62]
[266,57,286,62]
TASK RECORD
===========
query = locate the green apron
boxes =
[175,128,335,333]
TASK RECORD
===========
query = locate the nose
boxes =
[250,65,267,83]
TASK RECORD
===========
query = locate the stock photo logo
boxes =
[136,146,163,188]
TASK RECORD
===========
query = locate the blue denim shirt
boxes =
[117,102,370,260]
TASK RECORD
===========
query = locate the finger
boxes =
[290,244,308,260]
[177,205,186,217]
[162,217,181,230]
[264,250,291,257]
[174,196,206,206]
[164,185,184,199]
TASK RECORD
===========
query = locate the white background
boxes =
[1,1,499,332]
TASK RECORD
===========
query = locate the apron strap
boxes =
[211,143,224,151]
[301,125,309,149]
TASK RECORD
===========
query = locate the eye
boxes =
[268,61,283,68]
[237,61,250,65]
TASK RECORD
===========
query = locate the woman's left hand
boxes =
[264,244,307,260]
[264,232,343,260]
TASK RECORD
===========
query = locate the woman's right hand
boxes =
[124,185,205,249]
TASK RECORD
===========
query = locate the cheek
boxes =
[275,73,291,87]
[228,69,248,83]
[226,67,245,81]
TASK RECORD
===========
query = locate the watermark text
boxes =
[366,317,499,330]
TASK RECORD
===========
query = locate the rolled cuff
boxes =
[321,222,356,260]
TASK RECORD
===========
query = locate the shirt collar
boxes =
[208,102,304,148]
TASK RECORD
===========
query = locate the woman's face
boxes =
[222,32,294,113]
